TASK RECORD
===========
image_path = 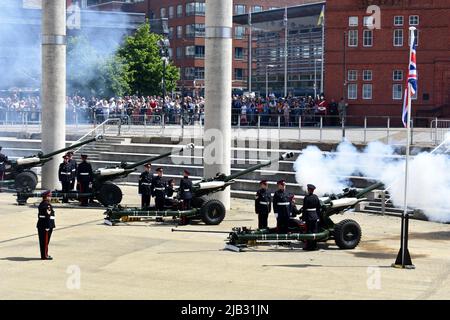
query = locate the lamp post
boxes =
[158,38,170,111]
[314,58,322,99]
[265,64,276,98]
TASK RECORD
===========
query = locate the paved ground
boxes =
[0,185,449,300]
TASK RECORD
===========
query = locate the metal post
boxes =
[298,116,302,142]
[434,117,438,145]
[364,116,367,143]
[387,117,390,144]
[381,191,386,216]
[284,6,288,98]
[248,11,252,93]
[257,114,260,140]
[320,116,323,142]
[314,59,317,99]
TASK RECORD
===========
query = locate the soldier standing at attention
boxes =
[179,169,193,210]
[0,146,8,189]
[255,180,271,229]
[59,155,72,203]
[301,184,321,251]
[77,154,93,207]
[66,151,77,191]
[138,163,152,209]
[151,167,166,211]
[37,191,55,260]
[272,180,290,234]
[165,179,176,208]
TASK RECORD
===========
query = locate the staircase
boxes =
[73,136,127,161]
[360,190,417,217]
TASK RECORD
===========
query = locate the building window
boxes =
[195,23,205,37]
[177,4,183,17]
[235,47,244,59]
[393,70,403,81]
[349,16,358,27]
[186,24,195,38]
[363,16,374,28]
[348,30,358,47]
[176,26,183,38]
[184,67,195,80]
[269,7,279,10]
[409,15,419,25]
[409,29,419,46]
[394,29,403,46]
[348,70,357,81]
[176,47,183,59]
[235,26,245,39]
[160,7,166,18]
[235,68,244,80]
[348,84,357,100]
[186,3,194,16]
[168,27,174,39]
[195,67,205,80]
[195,2,205,16]
[168,6,174,19]
[252,5,263,13]
[363,70,372,81]
[235,4,246,15]
[185,46,195,57]
[195,45,205,58]
[393,84,403,100]
[394,16,404,26]
[363,30,373,47]
[363,84,372,100]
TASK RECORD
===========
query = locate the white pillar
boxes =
[41,0,66,189]
[204,0,232,209]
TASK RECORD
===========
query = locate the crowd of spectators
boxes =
[1,92,346,127]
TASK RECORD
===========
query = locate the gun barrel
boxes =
[224,152,294,182]
[355,182,384,198]
[41,135,101,159]
[171,229,231,234]
[122,143,195,170]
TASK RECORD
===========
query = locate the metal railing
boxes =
[431,119,450,145]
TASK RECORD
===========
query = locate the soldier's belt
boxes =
[183,189,190,192]
[50,216,55,220]
[259,202,269,205]
[154,187,165,191]
[141,183,151,185]
[165,196,173,199]
[60,172,71,175]
[80,173,89,175]
[307,209,317,211]
[38,215,46,218]
[277,202,290,206]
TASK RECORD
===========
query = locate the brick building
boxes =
[87,0,317,95]
[324,0,450,121]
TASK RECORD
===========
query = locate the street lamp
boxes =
[158,38,170,110]
[314,58,322,99]
[265,64,276,98]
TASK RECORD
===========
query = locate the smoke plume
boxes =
[294,135,450,222]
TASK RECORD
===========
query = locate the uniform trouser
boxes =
[257,213,269,229]
[155,196,165,211]
[305,219,319,249]
[38,228,53,259]
[61,181,71,203]
[276,215,289,234]
[141,194,151,209]
[182,199,191,210]
[78,181,90,205]
[70,179,75,190]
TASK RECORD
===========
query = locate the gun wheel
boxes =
[14,171,38,191]
[200,199,226,225]
[96,183,123,207]
[333,219,362,250]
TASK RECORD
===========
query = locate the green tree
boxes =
[117,22,180,96]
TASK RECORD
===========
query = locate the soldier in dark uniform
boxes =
[272,180,290,233]
[165,179,176,208]
[301,184,321,251]
[37,191,55,260]
[66,151,77,191]
[179,169,193,210]
[151,167,166,211]
[76,154,93,207]
[255,180,271,229]
[0,146,8,188]
[59,155,72,203]
[138,163,152,209]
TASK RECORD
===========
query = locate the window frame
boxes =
[363,70,373,81]
[349,16,358,27]
[392,84,403,100]
[362,84,373,100]
[234,4,246,15]
[409,15,419,26]
[348,83,358,100]
[348,29,358,47]
[394,16,404,26]
[363,29,373,47]
[177,4,183,17]
[393,70,403,81]
[348,70,358,82]
[393,29,403,47]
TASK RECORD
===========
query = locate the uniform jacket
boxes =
[58,162,73,183]
[272,189,291,218]
[77,161,93,183]
[138,171,152,195]
[151,175,166,198]
[0,153,7,172]
[37,200,55,229]
[179,177,193,200]
[255,188,271,214]
[301,194,321,221]
[69,159,77,181]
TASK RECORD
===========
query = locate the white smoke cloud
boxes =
[294,138,450,223]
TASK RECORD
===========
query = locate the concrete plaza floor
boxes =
[0,185,449,300]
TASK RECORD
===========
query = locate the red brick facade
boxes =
[324,0,450,121]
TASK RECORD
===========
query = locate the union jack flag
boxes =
[402,30,418,128]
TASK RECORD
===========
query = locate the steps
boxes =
[359,191,419,218]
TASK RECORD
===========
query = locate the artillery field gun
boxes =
[103,152,295,226]
[2,135,102,192]
[172,182,383,251]
[16,143,195,206]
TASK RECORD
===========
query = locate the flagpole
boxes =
[284,6,288,98]
[393,26,416,269]
[320,5,325,95]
